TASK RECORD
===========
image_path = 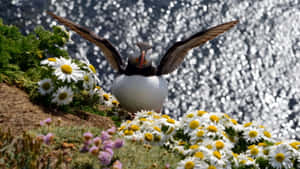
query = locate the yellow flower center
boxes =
[61,64,73,74]
[250,148,259,155]
[167,118,175,124]
[263,131,271,138]
[58,92,68,100]
[213,151,221,159]
[248,157,254,161]
[147,111,153,115]
[194,152,204,159]
[197,110,207,116]
[187,113,194,118]
[248,145,256,149]
[207,125,218,132]
[95,86,101,90]
[118,125,125,131]
[139,118,147,121]
[48,57,56,62]
[189,120,199,129]
[231,119,238,125]
[244,122,252,127]
[248,131,258,138]
[289,141,300,150]
[184,161,195,169]
[232,153,238,158]
[258,142,267,146]
[189,144,199,149]
[153,115,161,119]
[215,141,224,149]
[144,133,153,142]
[240,160,246,164]
[88,64,96,73]
[130,125,140,131]
[162,114,170,119]
[83,75,89,81]
[42,82,51,90]
[112,100,119,106]
[275,153,285,162]
[153,126,161,132]
[103,94,110,101]
[124,129,133,135]
[208,166,216,169]
[210,115,219,123]
[224,114,230,119]
[263,149,269,155]
[206,144,213,149]
[178,141,186,145]
[196,130,205,137]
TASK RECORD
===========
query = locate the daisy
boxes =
[51,86,74,105]
[288,140,300,151]
[40,57,59,66]
[87,64,97,74]
[242,127,262,143]
[176,157,204,169]
[269,144,293,169]
[191,147,211,161]
[206,148,232,168]
[236,154,255,166]
[151,132,165,146]
[125,131,144,143]
[38,78,54,95]
[189,129,206,144]
[173,145,187,156]
[180,110,207,125]
[184,119,201,134]
[143,132,154,144]
[99,92,115,106]
[246,145,261,158]
[53,57,83,83]
[83,73,95,90]
[205,124,223,138]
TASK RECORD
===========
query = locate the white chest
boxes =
[111,75,168,113]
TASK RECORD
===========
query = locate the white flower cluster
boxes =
[38,57,119,106]
[118,110,300,169]
[118,110,178,146]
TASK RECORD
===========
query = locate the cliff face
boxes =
[0,83,115,135]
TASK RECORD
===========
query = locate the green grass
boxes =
[115,141,181,169]
[0,125,181,169]
[33,125,182,169]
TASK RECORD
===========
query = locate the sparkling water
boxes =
[1,0,299,139]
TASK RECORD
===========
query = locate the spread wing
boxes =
[156,20,238,75]
[48,11,124,72]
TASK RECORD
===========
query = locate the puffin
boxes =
[48,12,238,113]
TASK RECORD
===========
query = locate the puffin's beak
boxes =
[139,51,145,68]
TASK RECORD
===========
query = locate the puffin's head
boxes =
[129,42,152,68]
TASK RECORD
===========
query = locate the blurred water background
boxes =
[1,0,299,139]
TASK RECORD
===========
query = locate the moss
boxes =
[115,141,181,169]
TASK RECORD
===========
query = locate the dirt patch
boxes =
[0,83,115,135]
